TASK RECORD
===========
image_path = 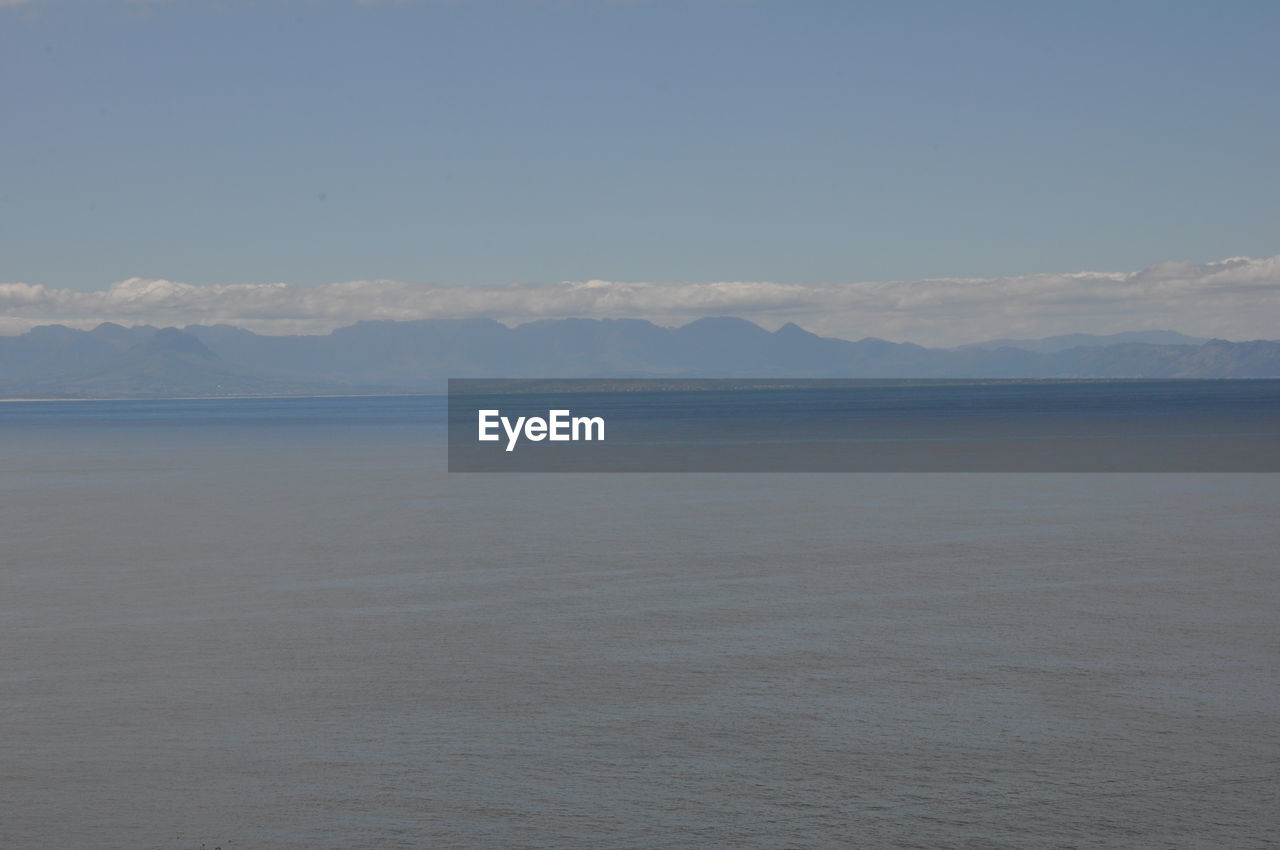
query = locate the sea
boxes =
[1,387,1277,849]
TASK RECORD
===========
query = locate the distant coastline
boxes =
[2,319,1277,400]
[4,376,1275,404]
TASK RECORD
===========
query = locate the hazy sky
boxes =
[2,0,1278,343]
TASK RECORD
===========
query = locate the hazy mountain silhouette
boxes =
[0,326,331,398]
[958,330,1209,352]
[1,318,1276,397]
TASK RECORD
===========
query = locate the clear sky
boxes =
[3,0,1278,292]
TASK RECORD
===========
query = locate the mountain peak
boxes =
[776,322,817,338]
[676,316,771,337]
[140,328,219,359]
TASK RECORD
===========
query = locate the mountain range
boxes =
[1,318,1277,398]
[955,330,1209,352]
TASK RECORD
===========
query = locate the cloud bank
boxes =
[2,256,1278,346]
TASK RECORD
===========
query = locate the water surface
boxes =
[2,396,1276,848]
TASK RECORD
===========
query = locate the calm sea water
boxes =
[2,394,1277,848]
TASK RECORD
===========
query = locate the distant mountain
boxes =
[958,330,1209,352]
[1,318,1277,398]
[0,325,334,398]
[183,317,946,382]
[179,319,1280,382]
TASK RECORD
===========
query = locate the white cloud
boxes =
[2,255,1278,346]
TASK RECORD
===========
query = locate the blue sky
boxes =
[3,0,1278,296]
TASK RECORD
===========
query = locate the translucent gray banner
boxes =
[447,379,1280,472]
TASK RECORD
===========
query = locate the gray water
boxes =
[1,399,1277,848]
